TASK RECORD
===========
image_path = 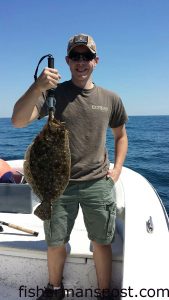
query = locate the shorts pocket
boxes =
[83,200,116,243]
[107,176,115,187]
[106,201,116,237]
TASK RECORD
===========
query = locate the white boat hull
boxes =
[0,160,168,299]
[120,167,169,299]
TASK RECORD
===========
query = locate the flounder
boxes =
[24,117,71,220]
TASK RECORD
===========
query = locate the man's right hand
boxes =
[34,67,61,93]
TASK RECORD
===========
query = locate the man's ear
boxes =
[94,56,99,67]
[65,56,69,65]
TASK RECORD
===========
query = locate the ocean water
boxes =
[0,116,169,215]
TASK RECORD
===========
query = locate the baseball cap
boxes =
[67,33,97,55]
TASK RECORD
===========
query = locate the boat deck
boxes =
[0,284,22,300]
[0,160,124,299]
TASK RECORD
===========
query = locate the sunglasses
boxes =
[68,51,96,62]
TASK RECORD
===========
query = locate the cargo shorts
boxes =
[44,176,116,246]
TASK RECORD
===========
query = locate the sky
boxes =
[0,0,169,117]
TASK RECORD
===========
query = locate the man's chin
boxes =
[77,74,88,80]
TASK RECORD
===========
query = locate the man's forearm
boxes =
[12,67,60,128]
[114,134,128,171]
[11,83,43,128]
[108,128,128,182]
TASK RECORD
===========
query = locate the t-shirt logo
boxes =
[91,105,108,112]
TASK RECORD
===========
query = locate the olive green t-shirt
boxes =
[37,80,128,181]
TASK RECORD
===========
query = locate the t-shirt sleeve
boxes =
[109,97,128,128]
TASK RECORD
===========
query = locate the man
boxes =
[12,33,128,300]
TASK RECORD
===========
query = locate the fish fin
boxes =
[34,202,51,220]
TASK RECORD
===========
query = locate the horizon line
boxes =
[1,114,169,119]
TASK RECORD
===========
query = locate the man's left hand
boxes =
[107,167,122,183]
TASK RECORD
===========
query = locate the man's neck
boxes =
[71,78,94,90]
